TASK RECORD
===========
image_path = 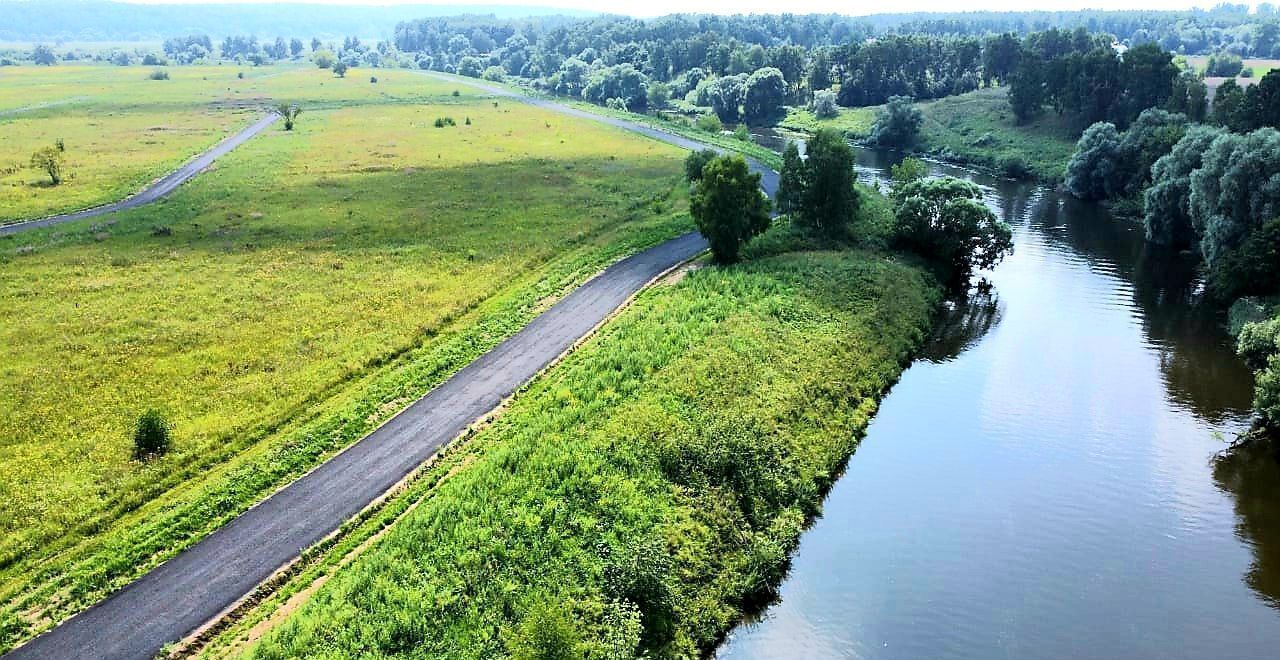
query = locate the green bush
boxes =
[147,70,169,81]
[433,116,456,128]
[132,409,172,460]
[683,148,717,182]
[504,600,581,660]
[694,114,722,133]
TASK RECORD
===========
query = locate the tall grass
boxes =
[248,243,939,658]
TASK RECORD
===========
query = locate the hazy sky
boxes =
[115,0,1239,19]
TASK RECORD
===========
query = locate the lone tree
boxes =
[690,155,771,263]
[779,129,860,237]
[332,61,349,78]
[276,103,302,131]
[870,95,923,148]
[892,177,1014,282]
[132,409,173,460]
[30,145,65,185]
[31,44,56,66]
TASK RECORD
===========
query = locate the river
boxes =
[717,144,1280,659]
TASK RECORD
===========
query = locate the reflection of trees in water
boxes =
[1214,441,1280,610]
[1021,186,1254,423]
[921,281,1002,363]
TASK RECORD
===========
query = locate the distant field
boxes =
[0,64,480,221]
[1184,55,1280,79]
[0,78,690,650]
[916,86,1080,182]
[239,239,938,658]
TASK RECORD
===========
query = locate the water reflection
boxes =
[719,143,1280,659]
[1215,441,1280,609]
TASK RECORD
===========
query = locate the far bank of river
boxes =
[719,144,1280,659]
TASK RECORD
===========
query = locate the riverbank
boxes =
[232,223,941,658]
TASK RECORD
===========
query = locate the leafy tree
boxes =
[683,148,717,182]
[982,33,1021,85]
[1212,78,1247,130]
[276,103,302,131]
[312,49,335,69]
[892,177,1014,281]
[1206,52,1244,76]
[1239,69,1280,131]
[32,44,57,65]
[583,64,649,110]
[776,141,804,215]
[689,155,771,263]
[290,38,304,57]
[1237,314,1280,429]
[889,156,929,198]
[482,65,506,82]
[1008,52,1045,122]
[810,89,838,119]
[1190,128,1280,280]
[694,113,722,133]
[869,95,923,148]
[646,81,670,109]
[697,74,747,122]
[742,67,786,124]
[1206,217,1280,300]
[808,48,831,91]
[457,56,483,78]
[1065,121,1121,201]
[29,145,64,185]
[132,409,172,460]
[332,61,348,78]
[1143,124,1225,248]
[794,129,860,237]
[1115,108,1187,197]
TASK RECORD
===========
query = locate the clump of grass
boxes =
[132,410,172,460]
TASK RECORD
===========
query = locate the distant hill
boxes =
[0,0,597,42]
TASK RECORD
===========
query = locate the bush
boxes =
[132,409,172,460]
[148,69,169,80]
[892,177,1014,283]
[332,61,348,78]
[433,116,456,128]
[369,76,377,84]
[504,600,581,660]
[869,95,923,148]
[811,89,839,119]
[733,124,750,142]
[689,155,771,263]
[312,50,335,69]
[695,114,722,133]
[997,155,1029,179]
[482,65,506,82]
[683,148,717,182]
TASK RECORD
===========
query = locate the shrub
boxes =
[132,409,172,460]
[332,61,348,78]
[689,155,771,263]
[369,76,377,84]
[30,145,64,185]
[504,600,581,660]
[869,95,923,148]
[237,71,244,79]
[482,65,506,82]
[733,124,750,142]
[892,177,1014,283]
[148,69,169,80]
[811,89,839,119]
[997,155,1029,179]
[694,113,722,133]
[313,50,335,69]
[433,116,456,128]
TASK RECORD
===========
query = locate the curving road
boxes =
[0,113,279,237]
[4,78,777,660]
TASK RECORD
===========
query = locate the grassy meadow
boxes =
[1183,55,1280,79]
[0,72,694,650]
[234,226,939,658]
[0,63,481,221]
[915,86,1080,182]
[779,104,876,137]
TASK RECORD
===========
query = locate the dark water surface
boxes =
[717,148,1280,659]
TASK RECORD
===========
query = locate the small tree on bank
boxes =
[276,103,302,130]
[332,61,349,78]
[775,141,804,215]
[132,409,173,460]
[690,155,771,263]
[870,95,923,148]
[30,145,64,185]
[892,177,1014,282]
[779,129,860,237]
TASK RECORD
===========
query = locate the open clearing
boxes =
[0,64,481,221]
[0,70,691,650]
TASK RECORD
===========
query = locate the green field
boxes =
[0,72,694,650]
[915,86,1080,182]
[0,63,482,221]
[233,224,938,658]
[1184,55,1280,79]
[779,104,877,137]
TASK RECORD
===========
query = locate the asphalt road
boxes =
[5,79,778,660]
[0,113,279,237]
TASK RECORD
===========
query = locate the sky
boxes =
[113,0,1244,18]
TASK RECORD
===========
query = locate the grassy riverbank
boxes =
[0,85,692,651]
[915,87,1079,182]
[233,218,939,657]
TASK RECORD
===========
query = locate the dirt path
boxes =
[0,113,279,237]
[4,78,778,660]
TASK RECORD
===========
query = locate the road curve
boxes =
[0,113,279,237]
[5,79,777,660]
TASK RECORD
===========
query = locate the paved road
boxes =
[0,113,279,237]
[5,79,777,660]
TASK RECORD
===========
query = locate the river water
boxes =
[718,145,1280,659]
